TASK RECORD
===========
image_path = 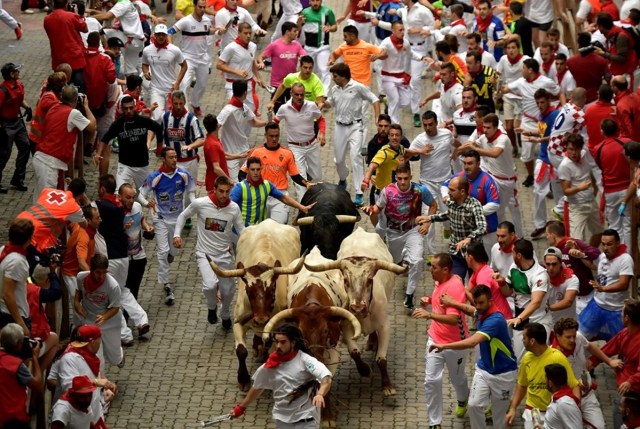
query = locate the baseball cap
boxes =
[71,324,102,347]
[69,375,97,395]
[1,63,22,74]
[543,247,563,259]
[154,24,169,34]
[107,36,125,48]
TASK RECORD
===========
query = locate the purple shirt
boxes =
[261,38,306,86]
[558,238,601,296]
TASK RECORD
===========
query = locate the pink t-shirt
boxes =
[428,276,469,344]
[261,39,306,87]
[467,264,513,320]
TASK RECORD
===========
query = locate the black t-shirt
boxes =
[102,115,164,168]
[514,18,534,57]
[96,199,128,260]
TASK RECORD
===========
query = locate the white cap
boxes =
[154,24,169,34]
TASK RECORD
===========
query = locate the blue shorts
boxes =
[578,299,624,341]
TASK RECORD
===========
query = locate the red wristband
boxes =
[232,403,246,418]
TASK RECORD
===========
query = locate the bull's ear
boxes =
[274,260,282,268]
[236,262,244,269]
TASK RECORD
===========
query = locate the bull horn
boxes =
[304,260,342,272]
[294,216,314,226]
[262,308,296,342]
[375,260,409,274]
[335,215,360,223]
[329,306,362,340]
[273,254,307,276]
[206,255,246,278]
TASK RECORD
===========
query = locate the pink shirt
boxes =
[468,264,513,320]
[428,276,469,344]
[261,39,306,87]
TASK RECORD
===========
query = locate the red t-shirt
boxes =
[567,53,608,103]
[204,134,229,191]
[467,264,512,320]
[590,327,640,391]
[84,48,117,110]
[615,90,640,142]
[594,136,631,193]
[0,80,25,121]
[43,9,88,70]
[584,100,618,154]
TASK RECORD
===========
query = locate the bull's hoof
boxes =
[383,385,397,397]
[321,419,337,428]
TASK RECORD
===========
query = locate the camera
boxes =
[67,2,78,12]
[38,244,66,267]
[19,337,40,359]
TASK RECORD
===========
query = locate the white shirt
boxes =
[0,250,29,318]
[280,0,302,16]
[507,75,560,127]
[409,128,455,183]
[214,6,261,51]
[377,3,436,47]
[495,54,529,100]
[438,19,469,53]
[379,37,421,73]
[563,330,590,377]
[110,0,144,39]
[275,100,322,143]
[556,70,576,95]
[81,17,103,50]
[524,0,554,24]
[219,40,257,81]
[51,399,96,429]
[507,262,552,326]
[491,243,514,278]
[621,0,640,19]
[124,201,146,260]
[533,44,570,64]
[475,132,516,180]
[594,252,634,311]
[172,14,213,64]
[557,150,593,204]
[76,271,121,329]
[544,394,583,429]
[548,272,580,323]
[174,196,244,255]
[141,44,185,92]
[327,80,378,124]
[439,82,463,121]
[218,103,256,153]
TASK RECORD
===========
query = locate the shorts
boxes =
[579,299,624,341]
[526,18,552,31]
[503,97,522,121]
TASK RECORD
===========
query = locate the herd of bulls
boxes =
[209,183,409,425]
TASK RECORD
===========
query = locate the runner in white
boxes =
[214,0,266,52]
[420,62,463,123]
[543,247,579,324]
[553,53,576,98]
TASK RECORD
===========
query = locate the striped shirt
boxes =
[428,195,487,254]
[162,110,204,161]
[230,180,284,226]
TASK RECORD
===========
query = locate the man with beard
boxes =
[541,364,582,428]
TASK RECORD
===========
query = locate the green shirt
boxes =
[300,5,336,48]
[282,72,325,101]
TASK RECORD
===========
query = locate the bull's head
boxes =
[295,215,360,259]
[304,257,407,317]
[208,256,305,326]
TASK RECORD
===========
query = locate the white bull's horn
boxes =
[261,308,296,341]
[273,255,306,275]
[335,215,360,223]
[207,255,246,278]
[329,306,362,340]
[294,216,314,226]
[304,260,342,272]
[375,260,409,274]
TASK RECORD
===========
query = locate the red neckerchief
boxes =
[552,386,581,408]
[83,272,103,294]
[224,3,237,12]
[550,266,574,287]
[172,107,188,118]
[507,53,523,65]
[476,13,494,33]
[151,35,169,50]
[556,68,568,85]
[487,129,503,143]
[64,346,100,376]
[614,89,632,104]
[551,335,575,357]
[390,34,404,51]
[624,417,640,428]
[451,18,466,27]
[463,104,477,113]
[443,80,457,91]
[264,349,297,368]
[478,303,499,322]
[59,392,91,413]
[541,56,555,75]
[476,124,484,135]
[556,236,572,249]
[526,73,541,83]
[124,89,140,100]
[209,192,231,208]
[159,164,177,174]
[228,96,244,108]
[100,194,122,208]
[608,244,628,260]
[86,226,97,240]
[540,105,556,120]
[500,237,518,253]
[0,243,26,264]
[247,176,264,186]
[292,101,303,112]
[234,37,249,50]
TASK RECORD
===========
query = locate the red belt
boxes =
[178,154,199,162]
[489,171,517,181]
[381,70,405,78]
[288,137,315,147]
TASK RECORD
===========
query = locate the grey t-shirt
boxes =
[0,250,30,318]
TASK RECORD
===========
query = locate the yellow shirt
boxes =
[371,144,404,190]
[517,347,578,411]
[176,0,195,16]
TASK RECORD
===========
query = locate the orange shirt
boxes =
[334,40,382,87]
[61,223,94,277]
[243,146,299,190]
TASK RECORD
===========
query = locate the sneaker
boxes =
[192,106,202,117]
[531,227,546,240]
[117,355,125,368]
[546,190,553,199]
[164,285,175,306]
[15,23,22,40]
[208,308,218,324]
[184,218,193,230]
[551,207,563,221]
[443,228,451,240]
[167,254,174,264]
[337,180,347,190]
[428,426,441,429]
[0,186,8,194]
[404,294,414,309]
[22,8,35,14]
[222,318,232,331]
[10,181,27,192]
[138,323,150,337]
[455,401,468,418]
[522,175,534,187]
[354,194,364,206]
[121,338,135,347]
[413,113,421,127]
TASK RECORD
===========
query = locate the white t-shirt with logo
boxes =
[549,273,580,323]
[141,44,185,92]
[594,252,634,311]
[173,14,213,64]
[219,40,257,81]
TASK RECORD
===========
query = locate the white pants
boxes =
[80,315,123,366]
[227,157,246,183]
[63,274,82,328]
[424,339,469,426]
[289,142,322,200]
[271,13,299,41]
[533,159,562,229]
[492,176,524,237]
[305,45,331,94]
[123,38,144,76]
[422,179,448,254]
[116,163,149,190]
[0,0,18,30]
[333,122,364,195]
[410,45,429,114]
[568,201,602,243]
[346,20,374,44]
[522,408,545,429]
[177,158,199,208]
[179,59,209,109]
[154,220,178,285]
[605,190,631,248]
[150,88,172,122]
[196,250,236,320]
[381,75,411,124]
[520,120,539,163]
[275,419,318,429]
[387,228,424,296]
[109,258,148,341]
[267,194,290,224]
[581,389,605,429]
[32,153,63,203]
[548,152,568,217]
[468,367,517,429]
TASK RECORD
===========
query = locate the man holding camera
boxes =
[0,323,43,428]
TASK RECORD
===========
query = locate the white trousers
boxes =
[520,124,539,163]
[267,194,290,224]
[271,13,299,41]
[289,142,322,200]
[154,220,178,285]
[150,88,171,122]
[410,45,429,114]
[195,250,236,320]
[179,59,209,109]
[227,157,246,183]
[581,389,605,429]
[109,258,148,341]
[533,159,562,229]
[177,158,199,208]
[116,163,149,190]
[305,45,331,94]
[422,179,448,254]
[0,0,18,29]
[381,75,411,124]
[32,153,63,203]
[387,228,424,295]
[468,367,517,429]
[333,123,364,195]
[123,38,144,76]
[424,339,469,426]
[492,176,524,237]
[548,152,568,217]
[79,314,122,366]
[605,190,631,248]
[568,201,602,244]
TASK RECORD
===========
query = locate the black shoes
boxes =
[208,308,218,324]
[10,181,27,192]
[522,175,534,187]
[404,294,414,309]
[0,186,7,194]
[222,319,232,331]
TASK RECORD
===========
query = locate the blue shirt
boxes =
[476,311,517,375]
[538,108,559,164]
[230,180,284,226]
[143,168,195,222]
[444,171,500,233]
